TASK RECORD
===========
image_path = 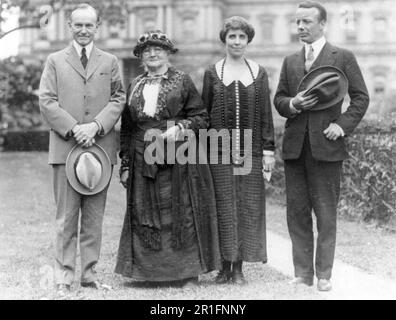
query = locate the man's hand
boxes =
[291,90,318,112]
[81,137,96,148]
[73,122,99,146]
[323,123,344,141]
[160,125,181,142]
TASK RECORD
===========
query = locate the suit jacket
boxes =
[39,44,125,164]
[274,42,369,161]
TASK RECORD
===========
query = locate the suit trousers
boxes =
[284,135,342,280]
[52,164,110,285]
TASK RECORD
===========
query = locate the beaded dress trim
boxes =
[220,58,259,164]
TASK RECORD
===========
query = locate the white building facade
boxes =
[19,0,396,117]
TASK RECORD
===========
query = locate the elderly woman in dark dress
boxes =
[202,17,275,284]
[115,30,220,285]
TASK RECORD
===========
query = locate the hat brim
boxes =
[65,143,112,195]
[297,65,348,111]
[133,41,178,57]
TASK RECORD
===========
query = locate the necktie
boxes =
[305,45,314,72]
[81,47,88,69]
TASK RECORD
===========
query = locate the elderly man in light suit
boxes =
[274,1,369,291]
[39,3,125,296]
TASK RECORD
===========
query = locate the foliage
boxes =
[269,116,396,226]
[0,56,44,129]
[0,0,30,30]
[339,117,396,226]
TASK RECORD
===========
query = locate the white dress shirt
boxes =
[142,83,160,117]
[73,40,94,59]
[304,36,326,63]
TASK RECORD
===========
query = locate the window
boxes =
[373,13,388,42]
[259,15,274,43]
[178,9,199,41]
[344,11,360,43]
[374,78,386,96]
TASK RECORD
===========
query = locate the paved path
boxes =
[267,231,396,300]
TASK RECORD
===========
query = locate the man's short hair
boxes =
[69,3,100,23]
[298,1,327,22]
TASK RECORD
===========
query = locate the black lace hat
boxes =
[133,30,178,57]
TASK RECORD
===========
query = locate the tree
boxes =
[0,56,44,130]
[0,0,31,36]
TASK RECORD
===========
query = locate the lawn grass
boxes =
[0,152,395,300]
[266,198,396,281]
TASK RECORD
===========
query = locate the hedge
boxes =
[267,118,396,229]
[1,118,395,228]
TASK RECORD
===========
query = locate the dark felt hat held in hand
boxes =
[297,66,348,111]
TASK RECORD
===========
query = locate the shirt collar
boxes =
[73,40,94,58]
[305,36,326,59]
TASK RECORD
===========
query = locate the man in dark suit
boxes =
[274,1,369,291]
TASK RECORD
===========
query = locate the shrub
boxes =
[0,56,44,130]
[339,116,396,226]
[269,116,396,227]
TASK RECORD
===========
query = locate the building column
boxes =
[274,14,288,45]
[166,5,173,37]
[128,11,136,39]
[360,9,371,43]
[58,9,65,41]
[210,5,222,40]
[158,5,164,31]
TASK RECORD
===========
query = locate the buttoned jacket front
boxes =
[39,44,125,164]
[274,42,369,161]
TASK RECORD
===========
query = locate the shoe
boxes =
[231,271,247,285]
[183,277,199,288]
[317,279,332,291]
[55,284,71,298]
[214,271,231,284]
[81,280,111,290]
[289,276,314,286]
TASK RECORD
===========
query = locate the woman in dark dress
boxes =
[115,30,220,285]
[202,17,275,284]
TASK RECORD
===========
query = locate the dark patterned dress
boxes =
[115,67,221,281]
[202,62,275,262]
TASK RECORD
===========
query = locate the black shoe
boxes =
[81,280,111,290]
[183,277,199,288]
[215,271,231,284]
[231,271,247,285]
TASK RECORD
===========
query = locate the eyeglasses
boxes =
[142,46,165,56]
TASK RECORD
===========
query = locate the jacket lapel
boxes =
[65,44,86,79]
[293,47,306,82]
[86,46,102,81]
[310,42,337,70]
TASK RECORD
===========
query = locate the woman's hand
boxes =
[160,125,181,142]
[262,154,275,172]
[120,170,130,189]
